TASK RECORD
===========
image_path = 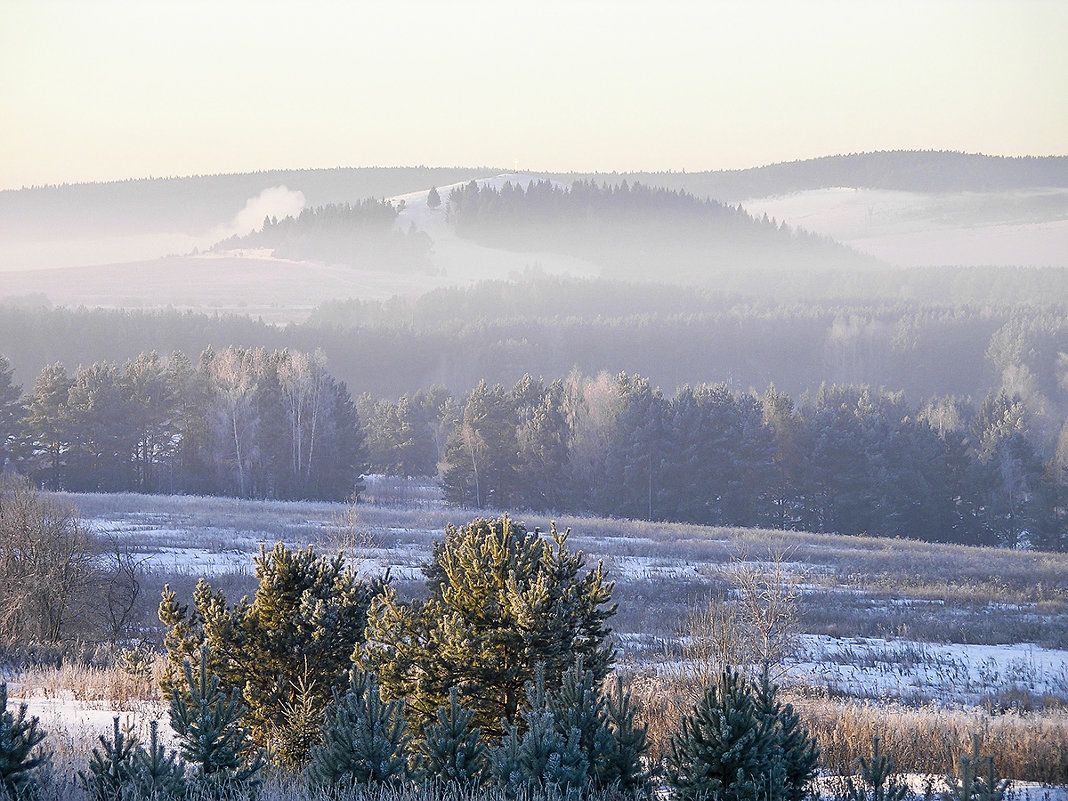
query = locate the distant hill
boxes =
[0,167,501,240]
[212,198,434,272]
[5,152,1064,240]
[2,151,1064,277]
[563,152,1068,202]
[441,177,877,280]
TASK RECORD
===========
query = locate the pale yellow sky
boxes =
[1,0,1065,190]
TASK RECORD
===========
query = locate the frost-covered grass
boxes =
[796,636,1068,709]
[51,490,1068,695]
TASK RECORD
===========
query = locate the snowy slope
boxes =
[386,173,599,284]
[739,187,1068,267]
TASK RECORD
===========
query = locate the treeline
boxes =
[363,373,1066,550]
[212,198,433,271]
[0,349,365,500]
[2,344,1065,548]
[444,179,874,279]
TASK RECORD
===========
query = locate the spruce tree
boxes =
[78,717,138,801]
[418,688,488,788]
[490,667,586,796]
[168,648,263,797]
[307,669,409,790]
[843,737,909,801]
[427,186,441,209]
[129,720,187,800]
[0,684,48,801]
[550,659,614,788]
[600,676,653,796]
[754,667,818,801]
[941,735,1008,801]
[665,667,776,801]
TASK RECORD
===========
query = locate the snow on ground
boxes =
[135,547,254,577]
[794,635,1068,706]
[7,692,168,744]
[814,775,1067,801]
[71,504,1068,716]
[605,554,715,583]
[388,175,601,284]
[738,188,1068,267]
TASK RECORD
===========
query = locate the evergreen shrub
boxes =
[0,684,48,801]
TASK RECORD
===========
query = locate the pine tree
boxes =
[307,669,409,790]
[665,667,776,801]
[418,688,488,788]
[78,717,138,801]
[439,381,521,507]
[0,684,49,801]
[129,720,187,800]
[941,735,1008,801]
[0,354,23,475]
[754,667,818,801]
[168,648,263,797]
[158,542,386,759]
[843,737,909,801]
[600,676,653,796]
[365,515,615,738]
[269,671,324,770]
[490,667,586,796]
[21,363,72,491]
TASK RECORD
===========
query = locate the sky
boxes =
[1,0,1066,190]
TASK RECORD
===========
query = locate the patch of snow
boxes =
[386,175,601,284]
[793,635,1068,706]
[739,188,1068,267]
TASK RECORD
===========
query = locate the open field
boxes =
[52,484,1068,698]
[5,484,1068,785]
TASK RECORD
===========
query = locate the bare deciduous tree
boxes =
[0,477,94,643]
[668,540,805,707]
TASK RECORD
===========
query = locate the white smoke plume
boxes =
[229,186,306,237]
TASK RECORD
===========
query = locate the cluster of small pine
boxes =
[0,515,1016,800]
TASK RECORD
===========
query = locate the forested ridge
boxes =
[212,198,433,271]
[443,179,874,278]
[580,151,1068,201]
[3,275,1066,405]
[0,167,495,238]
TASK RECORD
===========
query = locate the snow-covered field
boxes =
[44,490,1068,713]
[796,635,1068,707]
[6,490,1068,788]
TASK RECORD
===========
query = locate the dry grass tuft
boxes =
[625,671,1068,784]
